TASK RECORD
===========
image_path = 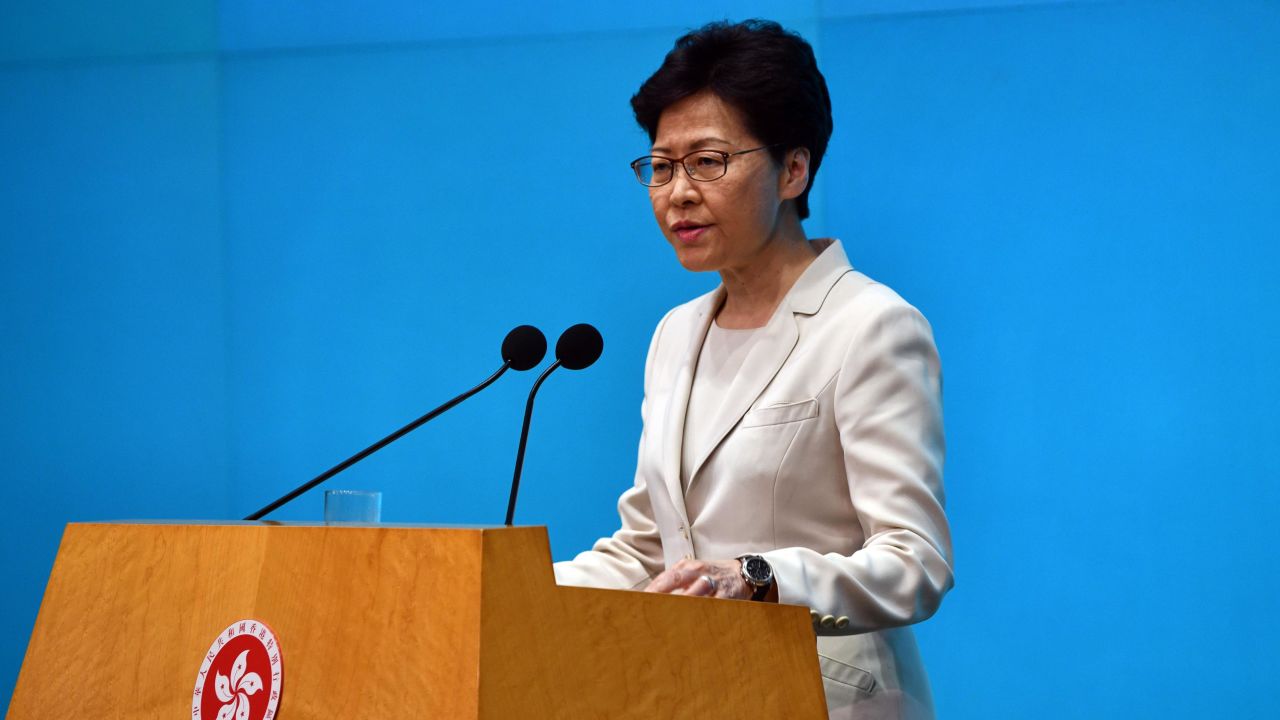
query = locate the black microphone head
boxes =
[502,325,547,371]
[555,323,603,370]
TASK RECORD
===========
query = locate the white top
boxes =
[681,320,763,491]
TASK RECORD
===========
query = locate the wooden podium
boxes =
[8,522,827,718]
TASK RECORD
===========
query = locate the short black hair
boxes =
[631,19,833,220]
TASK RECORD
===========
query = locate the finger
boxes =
[667,570,709,596]
[670,558,707,574]
[681,575,708,597]
[693,573,720,597]
[644,568,689,594]
[643,573,673,593]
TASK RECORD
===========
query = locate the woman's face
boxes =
[647,91,804,274]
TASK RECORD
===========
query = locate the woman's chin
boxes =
[672,246,720,274]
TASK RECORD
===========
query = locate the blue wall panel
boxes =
[820,0,1091,19]
[0,0,216,63]
[218,0,810,52]
[0,59,225,706]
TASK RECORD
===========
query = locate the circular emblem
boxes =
[192,619,283,720]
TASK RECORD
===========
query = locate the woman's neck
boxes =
[716,225,819,329]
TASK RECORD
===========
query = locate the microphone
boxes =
[505,323,603,526]
[501,325,548,371]
[244,325,547,521]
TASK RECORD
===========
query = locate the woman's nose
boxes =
[667,166,701,206]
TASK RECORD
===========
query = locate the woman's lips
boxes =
[674,224,709,242]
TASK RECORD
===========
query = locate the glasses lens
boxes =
[629,159,651,185]
[639,157,674,186]
[686,152,727,181]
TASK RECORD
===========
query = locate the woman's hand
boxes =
[643,558,753,599]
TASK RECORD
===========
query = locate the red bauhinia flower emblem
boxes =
[214,649,264,720]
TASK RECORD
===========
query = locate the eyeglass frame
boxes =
[628,144,781,187]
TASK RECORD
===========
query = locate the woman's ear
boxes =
[778,147,811,202]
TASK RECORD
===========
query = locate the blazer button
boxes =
[835,616,850,630]
[820,615,836,629]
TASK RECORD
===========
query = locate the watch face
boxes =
[742,556,772,585]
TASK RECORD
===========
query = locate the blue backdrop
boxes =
[2,1,1277,715]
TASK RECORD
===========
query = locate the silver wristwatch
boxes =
[736,554,774,601]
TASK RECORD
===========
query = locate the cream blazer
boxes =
[554,240,954,719]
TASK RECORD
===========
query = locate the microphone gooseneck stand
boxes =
[504,323,603,526]
[505,360,562,526]
[244,325,547,521]
[247,362,510,521]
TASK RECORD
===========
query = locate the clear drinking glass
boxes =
[324,489,382,523]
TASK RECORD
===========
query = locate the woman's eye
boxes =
[695,155,722,168]
[651,160,672,173]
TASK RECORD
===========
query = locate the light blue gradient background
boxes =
[2,1,1277,715]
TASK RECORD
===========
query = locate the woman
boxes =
[554,20,954,719]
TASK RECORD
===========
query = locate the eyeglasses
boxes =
[629,145,777,187]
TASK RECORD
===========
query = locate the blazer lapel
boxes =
[660,289,720,529]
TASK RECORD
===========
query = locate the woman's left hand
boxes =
[643,558,751,599]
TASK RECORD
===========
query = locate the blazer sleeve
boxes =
[762,292,955,633]
[552,312,671,591]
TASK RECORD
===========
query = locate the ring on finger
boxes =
[699,574,717,593]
